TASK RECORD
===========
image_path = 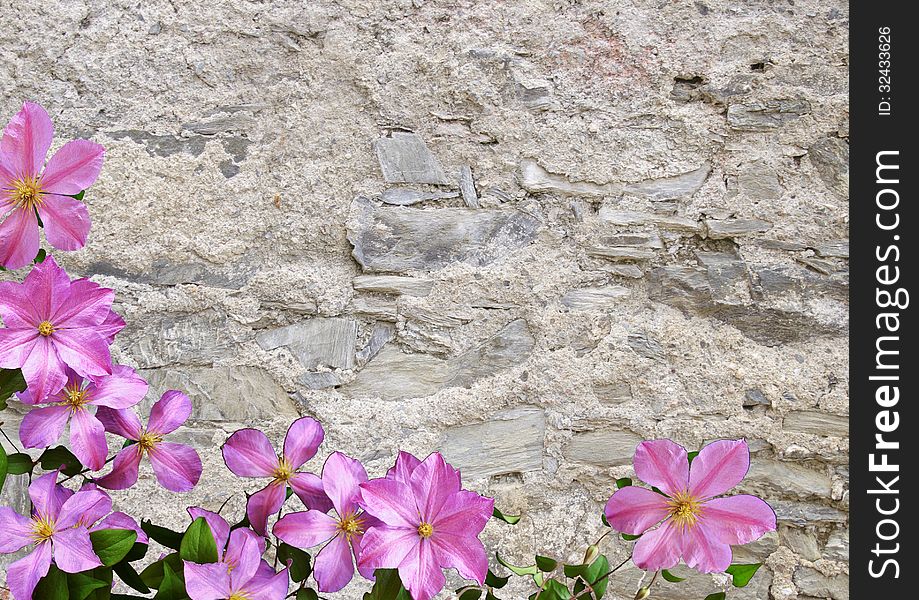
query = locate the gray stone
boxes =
[623,164,710,200]
[343,347,454,400]
[794,567,849,600]
[518,159,621,197]
[809,137,849,198]
[445,319,536,388]
[347,197,541,272]
[727,99,811,131]
[607,564,771,600]
[348,297,399,321]
[373,132,450,184]
[353,275,434,297]
[0,473,30,574]
[742,458,832,499]
[591,381,633,405]
[257,317,357,370]
[587,246,655,261]
[182,115,255,135]
[696,252,750,304]
[380,188,459,206]
[560,285,630,310]
[597,207,702,234]
[142,366,299,421]
[731,530,780,563]
[743,389,770,407]
[772,500,848,526]
[823,527,849,561]
[566,428,643,466]
[440,407,546,479]
[126,310,234,369]
[459,165,480,208]
[705,218,774,239]
[356,322,396,366]
[797,256,836,275]
[605,264,645,278]
[737,160,784,200]
[588,231,663,262]
[780,526,822,561]
[783,411,849,437]
[298,371,343,390]
[628,332,666,361]
[814,240,849,258]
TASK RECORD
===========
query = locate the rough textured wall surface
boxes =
[0,0,849,598]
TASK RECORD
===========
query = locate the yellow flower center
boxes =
[667,491,703,531]
[417,522,434,539]
[38,321,55,337]
[228,594,250,600]
[30,515,56,543]
[337,512,366,539]
[138,430,163,453]
[7,175,45,211]
[59,384,89,411]
[272,456,295,483]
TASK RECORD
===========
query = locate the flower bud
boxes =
[634,587,651,600]
[583,544,600,564]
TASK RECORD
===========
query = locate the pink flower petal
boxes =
[0,506,33,553]
[358,478,419,529]
[49,328,112,379]
[39,139,105,195]
[94,512,148,544]
[314,533,355,592]
[148,390,193,434]
[49,277,113,328]
[7,540,53,600]
[246,483,286,536]
[95,406,143,440]
[350,529,377,580]
[149,442,202,492]
[0,205,40,271]
[222,428,278,478]
[69,409,108,471]
[19,404,70,449]
[386,451,422,483]
[430,530,488,585]
[631,518,682,572]
[409,452,462,522]
[0,280,40,327]
[679,521,733,573]
[358,525,419,575]
[52,526,103,572]
[603,486,671,536]
[399,538,446,600]
[86,365,148,409]
[37,194,91,252]
[274,510,339,548]
[188,507,230,557]
[688,439,750,499]
[184,560,232,600]
[283,416,324,469]
[700,495,777,545]
[57,488,111,529]
[227,529,262,591]
[98,309,125,343]
[0,327,41,371]
[431,490,493,538]
[322,452,368,518]
[239,566,290,600]
[633,439,690,497]
[95,444,142,490]
[1,102,53,178]
[29,471,68,519]
[290,471,334,513]
[17,335,68,404]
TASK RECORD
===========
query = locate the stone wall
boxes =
[0,1,848,598]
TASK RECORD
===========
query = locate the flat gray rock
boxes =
[623,164,710,200]
[348,197,540,272]
[561,285,631,310]
[381,188,459,206]
[705,218,773,239]
[727,99,811,131]
[257,317,357,370]
[598,207,702,234]
[809,137,849,199]
[783,410,849,437]
[565,428,643,466]
[373,132,450,184]
[353,275,434,296]
[440,407,546,479]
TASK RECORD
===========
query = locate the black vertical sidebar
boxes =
[850,2,915,598]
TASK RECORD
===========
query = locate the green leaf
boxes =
[496,552,539,576]
[141,520,183,550]
[34,565,68,600]
[615,477,632,488]
[112,596,150,599]
[34,248,47,264]
[7,452,33,475]
[363,568,411,600]
[492,506,521,525]
[124,541,149,563]
[90,529,137,566]
[277,542,312,582]
[68,567,113,600]
[569,554,610,599]
[726,563,762,587]
[528,579,571,600]
[485,593,501,600]
[180,517,219,564]
[73,190,86,201]
[140,553,183,589]
[154,561,188,600]
[536,555,558,572]
[456,588,483,600]
[39,445,83,476]
[660,569,685,583]
[600,513,610,527]
[621,533,641,541]
[114,561,150,594]
[650,486,667,496]
[687,450,699,464]
[0,367,27,403]
[485,569,510,589]
[703,594,726,600]
[296,589,320,600]
[0,444,7,494]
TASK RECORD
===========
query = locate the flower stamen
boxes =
[417,522,434,539]
[138,430,163,454]
[7,175,45,211]
[38,320,55,336]
[30,515,55,543]
[337,512,366,539]
[272,456,295,483]
[59,383,89,411]
[666,491,703,531]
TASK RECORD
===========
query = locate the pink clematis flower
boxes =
[0,102,104,269]
[183,508,289,600]
[357,452,494,600]
[222,417,333,536]
[0,472,107,600]
[604,439,777,574]
[0,255,122,403]
[95,390,203,492]
[274,452,382,592]
[76,482,149,544]
[18,365,148,470]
